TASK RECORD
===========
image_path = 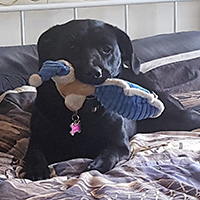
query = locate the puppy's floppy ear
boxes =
[37,25,62,68]
[113,27,140,75]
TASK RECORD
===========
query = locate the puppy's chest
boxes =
[67,98,104,136]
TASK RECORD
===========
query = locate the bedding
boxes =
[1,32,200,199]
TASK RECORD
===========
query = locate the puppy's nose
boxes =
[93,66,102,78]
[85,66,103,79]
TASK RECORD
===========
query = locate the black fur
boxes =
[23,19,137,181]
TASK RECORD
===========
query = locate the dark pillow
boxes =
[132,31,200,94]
[0,45,39,94]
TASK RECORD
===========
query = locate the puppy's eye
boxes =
[102,46,112,55]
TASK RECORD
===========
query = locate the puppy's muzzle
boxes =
[93,66,102,78]
[86,66,102,79]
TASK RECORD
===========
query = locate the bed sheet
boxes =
[0,87,200,199]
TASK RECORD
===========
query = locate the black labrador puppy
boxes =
[23,19,139,181]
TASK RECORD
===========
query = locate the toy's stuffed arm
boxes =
[95,79,164,120]
[29,60,73,87]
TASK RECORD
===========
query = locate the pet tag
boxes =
[70,113,81,136]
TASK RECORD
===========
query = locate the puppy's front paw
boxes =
[24,164,50,181]
[87,150,118,173]
[23,150,50,181]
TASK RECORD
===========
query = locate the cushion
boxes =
[0,45,39,94]
[132,31,200,94]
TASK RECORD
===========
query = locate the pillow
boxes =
[0,45,39,94]
[0,86,36,160]
[132,31,200,94]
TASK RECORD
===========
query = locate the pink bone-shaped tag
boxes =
[70,121,81,136]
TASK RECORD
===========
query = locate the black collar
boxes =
[86,95,101,113]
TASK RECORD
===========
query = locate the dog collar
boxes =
[86,95,101,113]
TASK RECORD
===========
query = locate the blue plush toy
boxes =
[29,60,164,120]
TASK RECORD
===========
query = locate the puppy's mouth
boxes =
[76,69,111,85]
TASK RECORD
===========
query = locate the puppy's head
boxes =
[38,19,139,85]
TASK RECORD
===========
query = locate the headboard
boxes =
[0,0,199,46]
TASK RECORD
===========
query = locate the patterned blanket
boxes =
[0,87,200,200]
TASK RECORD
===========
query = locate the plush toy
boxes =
[29,60,95,112]
[29,60,164,120]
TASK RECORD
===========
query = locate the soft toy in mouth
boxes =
[29,60,164,121]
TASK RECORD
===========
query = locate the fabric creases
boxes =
[0,88,200,199]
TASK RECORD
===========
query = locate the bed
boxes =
[1,1,200,200]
